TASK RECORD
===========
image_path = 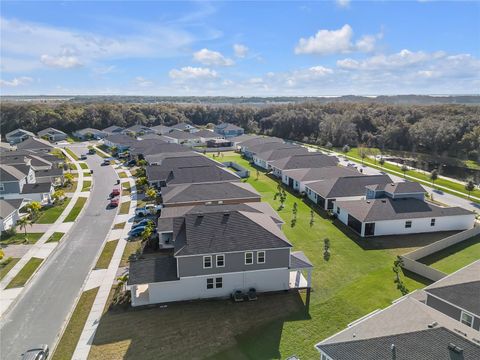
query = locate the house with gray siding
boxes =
[5,129,35,144]
[37,127,68,142]
[0,198,28,232]
[252,145,308,170]
[73,128,106,140]
[102,125,125,135]
[170,122,199,133]
[270,152,339,178]
[128,204,312,306]
[238,136,284,158]
[282,166,360,193]
[214,123,244,138]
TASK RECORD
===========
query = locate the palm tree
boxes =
[465,180,476,199]
[430,169,438,188]
[16,217,31,241]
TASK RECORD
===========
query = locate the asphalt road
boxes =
[0,145,118,359]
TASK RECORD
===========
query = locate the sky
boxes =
[1,0,479,96]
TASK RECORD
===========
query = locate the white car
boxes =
[135,204,162,217]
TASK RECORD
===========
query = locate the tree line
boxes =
[1,101,479,161]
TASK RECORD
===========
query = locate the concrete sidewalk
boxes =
[0,148,88,317]
[71,168,137,359]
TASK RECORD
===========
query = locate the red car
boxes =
[111,188,120,197]
[110,197,119,207]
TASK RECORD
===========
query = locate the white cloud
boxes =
[233,44,248,58]
[169,66,218,81]
[336,0,351,8]
[40,52,83,68]
[193,48,234,66]
[133,76,153,87]
[92,65,116,75]
[0,76,33,87]
[295,24,381,55]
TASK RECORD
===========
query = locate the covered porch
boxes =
[289,251,313,290]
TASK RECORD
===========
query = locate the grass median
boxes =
[119,201,130,215]
[6,257,43,288]
[46,232,65,243]
[113,222,126,230]
[64,197,87,222]
[95,240,119,269]
[65,148,79,161]
[82,180,92,191]
[52,287,99,360]
[121,182,131,196]
[0,232,43,245]
[0,258,20,281]
[79,162,89,170]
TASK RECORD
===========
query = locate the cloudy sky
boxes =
[1,0,479,96]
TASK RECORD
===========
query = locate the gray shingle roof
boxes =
[240,136,283,149]
[307,174,391,198]
[6,129,35,138]
[147,165,239,185]
[171,123,196,131]
[35,168,63,177]
[104,134,138,146]
[21,182,52,194]
[163,131,198,140]
[0,198,23,219]
[317,327,480,360]
[247,141,292,155]
[366,181,426,194]
[162,181,260,206]
[194,129,223,138]
[144,151,199,165]
[149,124,172,134]
[230,134,259,144]
[128,256,179,285]
[336,197,473,222]
[426,281,480,316]
[174,209,292,256]
[102,125,125,133]
[37,127,67,137]
[129,140,188,156]
[270,153,338,170]
[290,251,314,269]
[16,137,53,151]
[125,124,151,133]
[255,146,308,162]
[0,164,27,181]
[284,166,360,182]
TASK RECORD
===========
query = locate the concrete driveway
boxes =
[0,144,119,359]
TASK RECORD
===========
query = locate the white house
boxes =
[0,198,28,232]
[269,153,339,179]
[37,128,68,142]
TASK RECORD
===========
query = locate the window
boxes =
[430,218,436,227]
[245,252,253,265]
[216,254,225,267]
[336,207,340,214]
[206,278,214,289]
[461,311,474,327]
[215,277,223,288]
[257,251,265,264]
[203,256,212,269]
[0,183,4,191]
[405,221,412,228]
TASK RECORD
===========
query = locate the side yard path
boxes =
[0,147,90,317]
[52,166,137,360]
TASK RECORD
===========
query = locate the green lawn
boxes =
[89,152,429,360]
[121,182,131,195]
[327,146,480,202]
[118,172,128,178]
[83,171,92,176]
[64,197,87,222]
[36,199,71,224]
[95,240,119,269]
[65,148,79,161]
[79,162,89,170]
[63,181,78,193]
[6,257,43,288]
[0,232,43,245]
[419,235,480,274]
[119,201,130,215]
[113,222,126,230]
[82,180,92,191]
[46,232,65,243]
[0,258,20,281]
[52,287,99,360]
[119,240,142,267]
[95,145,110,158]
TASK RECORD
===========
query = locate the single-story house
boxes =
[206,139,233,148]
[214,123,245,138]
[37,128,68,142]
[103,134,138,152]
[252,145,308,170]
[15,137,53,152]
[102,125,125,135]
[305,174,391,210]
[334,197,475,236]
[73,128,107,140]
[145,153,218,167]
[129,139,189,159]
[239,137,284,158]
[365,181,426,201]
[161,131,201,146]
[281,166,360,193]
[0,198,28,232]
[123,124,155,136]
[5,129,35,144]
[194,129,224,144]
[170,122,199,133]
[150,124,173,135]
[230,134,260,149]
[270,153,339,178]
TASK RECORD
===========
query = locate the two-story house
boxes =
[214,123,245,138]
[0,164,53,204]
[128,204,313,306]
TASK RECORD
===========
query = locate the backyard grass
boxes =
[121,182,131,195]
[119,240,142,267]
[82,180,92,191]
[118,172,128,178]
[36,199,71,224]
[46,232,65,243]
[65,148,79,161]
[5,257,43,288]
[95,240,119,269]
[119,201,130,215]
[0,258,20,281]
[79,162,89,170]
[89,151,430,360]
[0,232,43,245]
[113,222,126,230]
[52,287,99,360]
[64,197,87,222]
[419,235,480,274]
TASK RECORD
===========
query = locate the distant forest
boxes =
[1,100,479,161]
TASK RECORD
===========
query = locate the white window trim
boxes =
[216,254,225,268]
[257,251,266,264]
[245,251,253,265]
[203,255,212,269]
[206,278,214,289]
[0,183,4,191]
[215,277,223,289]
[460,310,474,328]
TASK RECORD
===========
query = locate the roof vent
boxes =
[427,321,438,328]
[448,343,463,355]
[381,200,387,203]
[391,344,396,360]
[391,183,395,186]
[221,213,230,224]
[366,200,370,204]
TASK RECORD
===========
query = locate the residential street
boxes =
[0,145,118,359]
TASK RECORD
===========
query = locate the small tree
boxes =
[358,146,367,165]
[279,189,287,210]
[52,189,66,204]
[465,180,476,199]
[145,187,157,200]
[379,157,385,168]
[393,256,409,295]
[342,144,350,153]
[25,202,41,221]
[256,169,259,180]
[323,238,331,261]
[16,217,31,241]
[138,159,147,167]
[430,169,438,187]
[401,164,408,178]
[141,223,154,243]
[292,202,298,217]
[135,177,148,191]
[310,209,315,227]
[64,173,74,185]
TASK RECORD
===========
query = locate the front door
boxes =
[365,222,376,236]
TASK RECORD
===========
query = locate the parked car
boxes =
[80,154,87,160]
[129,226,156,237]
[135,204,162,217]
[125,159,136,167]
[21,345,49,360]
[111,188,120,197]
[102,159,111,166]
[132,219,154,229]
[109,197,119,208]
[88,148,96,155]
